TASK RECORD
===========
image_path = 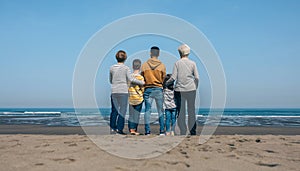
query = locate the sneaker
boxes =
[159,132,165,136]
[171,131,175,136]
[116,130,127,135]
[130,129,140,135]
[110,129,117,134]
[165,132,171,136]
[145,132,151,136]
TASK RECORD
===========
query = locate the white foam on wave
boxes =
[24,111,61,114]
[221,115,300,118]
[2,112,24,115]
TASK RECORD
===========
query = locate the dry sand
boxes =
[0,132,299,171]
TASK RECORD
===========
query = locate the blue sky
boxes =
[0,0,299,108]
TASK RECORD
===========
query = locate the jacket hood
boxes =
[146,58,162,70]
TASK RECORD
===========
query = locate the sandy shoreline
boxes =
[0,125,299,171]
[0,124,299,135]
[0,134,299,171]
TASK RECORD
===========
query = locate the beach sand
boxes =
[0,125,299,171]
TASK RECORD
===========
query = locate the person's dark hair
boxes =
[132,59,141,70]
[163,74,174,90]
[150,46,160,57]
[115,50,127,63]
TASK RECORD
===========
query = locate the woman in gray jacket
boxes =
[166,44,199,135]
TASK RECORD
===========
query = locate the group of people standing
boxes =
[109,44,199,136]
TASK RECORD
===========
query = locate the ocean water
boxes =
[0,108,299,127]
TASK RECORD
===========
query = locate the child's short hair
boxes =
[115,50,127,63]
[163,74,174,90]
[132,59,141,70]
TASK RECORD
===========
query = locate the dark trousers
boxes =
[128,102,143,131]
[174,90,197,135]
[110,93,128,131]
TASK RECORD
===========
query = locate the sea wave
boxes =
[0,108,300,127]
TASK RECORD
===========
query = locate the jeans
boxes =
[128,102,143,131]
[165,108,177,132]
[144,87,164,134]
[110,93,128,132]
[174,90,197,135]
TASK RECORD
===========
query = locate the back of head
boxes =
[116,50,127,63]
[132,59,141,70]
[150,46,160,57]
[178,44,190,57]
[163,74,174,90]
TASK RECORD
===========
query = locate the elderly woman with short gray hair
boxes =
[166,44,199,135]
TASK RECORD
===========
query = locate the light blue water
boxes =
[0,108,299,127]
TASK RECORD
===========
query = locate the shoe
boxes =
[116,130,127,135]
[145,132,151,136]
[171,131,175,136]
[165,132,171,136]
[110,129,117,134]
[159,132,165,136]
[130,129,140,135]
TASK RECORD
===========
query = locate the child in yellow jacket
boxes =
[128,59,144,135]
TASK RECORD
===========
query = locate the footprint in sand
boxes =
[10,142,21,147]
[198,145,212,152]
[228,143,235,147]
[41,150,55,154]
[41,143,50,147]
[227,154,237,158]
[264,150,276,153]
[35,163,44,166]
[216,148,226,153]
[63,141,74,144]
[237,138,250,142]
[51,157,76,163]
[179,149,187,154]
[256,162,280,167]
[179,149,190,158]
[114,166,128,171]
[63,141,78,147]
[173,161,190,168]
[84,147,91,150]
[255,138,261,143]
[156,161,191,168]
[289,141,300,144]
[279,137,286,140]
[166,161,179,165]
[8,139,19,142]
[68,143,77,147]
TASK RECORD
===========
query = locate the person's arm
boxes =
[162,65,166,82]
[109,68,113,84]
[126,67,144,85]
[165,63,177,86]
[140,76,145,93]
[193,63,199,89]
